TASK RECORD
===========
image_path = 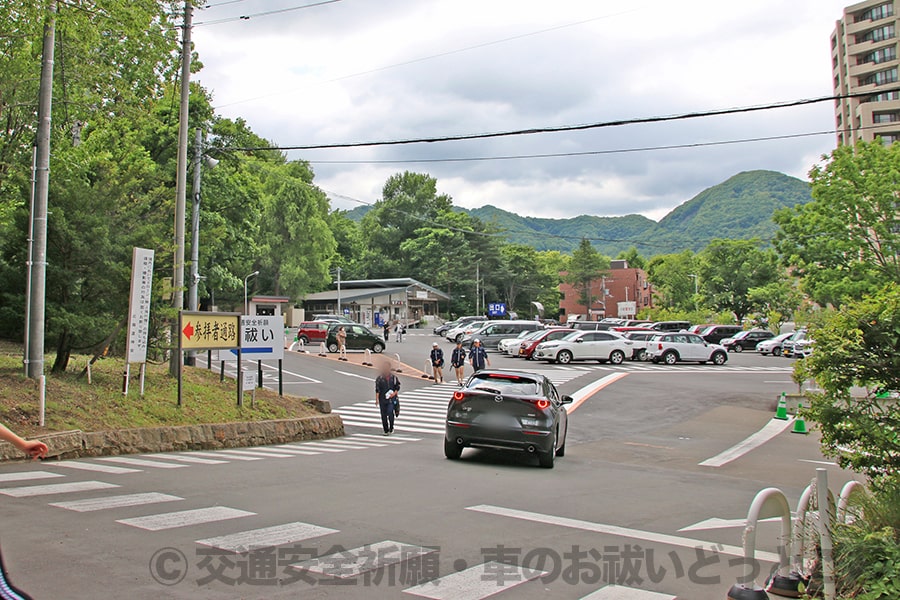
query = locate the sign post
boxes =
[487,303,507,318]
[178,311,240,406]
[123,248,155,396]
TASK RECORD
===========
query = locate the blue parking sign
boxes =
[488,303,507,317]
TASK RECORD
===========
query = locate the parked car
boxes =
[645,333,728,365]
[722,329,775,352]
[533,330,633,365]
[624,331,658,361]
[435,315,486,337]
[622,320,652,327]
[446,321,489,343]
[462,320,541,349]
[612,326,656,334]
[498,330,538,355]
[688,324,716,334]
[792,338,814,358]
[781,329,808,359]
[444,369,571,468]
[650,321,692,332]
[326,324,385,354]
[699,325,744,345]
[313,314,355,324]
[518,328,576,359]
[295,321,330,345]
[570,321,614,332]
[756,332,794,356]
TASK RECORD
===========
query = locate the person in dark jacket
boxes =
[469,338,491,373]
[450,340,467,386]
[429,342,444,384]
[374,360,401,435]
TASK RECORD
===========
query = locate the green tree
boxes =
[698,239,778,323]
[616,247,646,269]
[646,250,700,311]
[564,238,609,318]
[496,244,554,315]
[798,285,900,483]
[747,277,802,332]
[774,141,900,307]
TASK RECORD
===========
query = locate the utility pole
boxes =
[475,261,480,316]
[335,267,342,316]
[188,128,202,314]
[26,3,57,380]
[170,0,193,376]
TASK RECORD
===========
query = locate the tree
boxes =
[496,244,554,316]
[616,247,646,269]
[698,239,778,323]
[747,278,802,332]
[564,238,609,318]
[774,141,900,307]
[646,250,700,311]
[798,285,900,483]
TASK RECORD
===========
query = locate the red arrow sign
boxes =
[182,321,195,341]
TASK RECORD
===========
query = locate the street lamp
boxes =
[244,270,259,315]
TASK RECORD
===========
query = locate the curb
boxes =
[0,406,344,463]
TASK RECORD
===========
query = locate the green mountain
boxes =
[340,170,812,255]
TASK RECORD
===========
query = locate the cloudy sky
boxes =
[193,0,849,220]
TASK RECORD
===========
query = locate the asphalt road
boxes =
[0,328,861,599]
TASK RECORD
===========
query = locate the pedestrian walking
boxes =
[374,361,401,435]
[430,342,444,384]
[336,326,348,361]
[450,340,467,386]
[469,338,491,373]
[395,320,404,343]
[383,321,390,345]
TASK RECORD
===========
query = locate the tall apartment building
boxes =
[832,1,900,145]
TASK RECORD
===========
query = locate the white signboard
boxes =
[242,370,257,391]
[415,290,428,299]
[617,301,637,318]
[125,247,154,364]
[231,315,285,361]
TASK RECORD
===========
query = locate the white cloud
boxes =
[192,0,849,218]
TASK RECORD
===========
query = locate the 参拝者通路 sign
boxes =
[179,312,240,350]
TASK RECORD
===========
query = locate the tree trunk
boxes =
[52,328,71,373]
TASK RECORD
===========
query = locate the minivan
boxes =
[699,325,743,345]
[462,320,542,350]
[650,321,691,332]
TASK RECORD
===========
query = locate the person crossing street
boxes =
[469,338,491,373]
[450,340,467,386]
[374,360,401,435]
[429,342,444,384]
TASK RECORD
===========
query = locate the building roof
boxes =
[324,278,450,300]
[250,295,291,303]
[303,287,411,303]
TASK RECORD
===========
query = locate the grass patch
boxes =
[0,341,320,436]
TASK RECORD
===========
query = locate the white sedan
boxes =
[645,333,728,365]
[533,331,633,365]
[498,331,542,356]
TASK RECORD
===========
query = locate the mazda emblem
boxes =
[494,395,503,403]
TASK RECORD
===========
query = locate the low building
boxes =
[301,278,450,327]
[558,260,653,321]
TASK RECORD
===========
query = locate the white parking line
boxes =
[117,506,255,531]
[196,521,338,553]
[698,417,795,467]
[403,561,545,600]
[465,504,780,563]
[335,370,375,381]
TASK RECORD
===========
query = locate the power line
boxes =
[213,8,640,108]
[194,0,341,26]
[201,0,251,8]
[222,88,899,152]
[302,130,838,165]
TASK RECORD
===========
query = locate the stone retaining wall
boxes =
[0,410,343,462]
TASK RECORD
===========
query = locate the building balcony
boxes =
[845,13,895,36]
[850,58,899,78]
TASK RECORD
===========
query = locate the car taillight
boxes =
[658,343,663,350]
[453,391,466,402]
[535,399,550,409]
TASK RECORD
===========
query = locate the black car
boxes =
[722,329,775,352]
[444,370,571,468]
[326,324,385,354]
[699,325,744,345]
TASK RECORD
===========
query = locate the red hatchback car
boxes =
[296,321,330,345]
[518,328,575,359]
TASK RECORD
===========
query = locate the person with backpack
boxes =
[451,340,467,386]
[374,360,401,435]
[429,342,444,384]
[469,338,491,373]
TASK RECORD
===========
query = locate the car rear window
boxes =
[468,374,541,395]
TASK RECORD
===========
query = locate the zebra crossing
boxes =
[335,369,591,436]
[550,363,792,373]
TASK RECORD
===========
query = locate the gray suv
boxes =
[463,321,541,349]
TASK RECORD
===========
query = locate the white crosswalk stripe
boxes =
[52,461,142,474]
[548,363,793,373]
[196,521,338,552]
[0,480,120,497]
[50,492,183,512]
[144,454,229,465]
[97,456,188,469]
[581,585,677,599]
[0,471,64,483]
[117,506,255,531]
[212,449,296,459]
[293,540,436,579]
[403,561,546,600]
